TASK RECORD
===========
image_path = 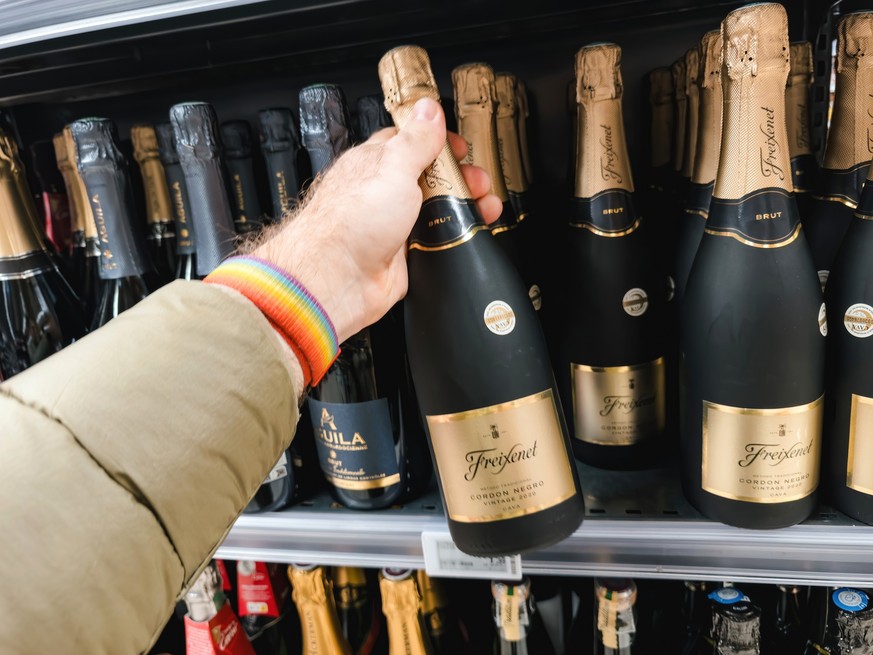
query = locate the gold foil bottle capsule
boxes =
[289,565,353,655]
[692,29,723,186]
[681,46,700,180]
[671,56,687,173]
[130,123,174,226]
[380,569,432,655]
[0,129,43,257]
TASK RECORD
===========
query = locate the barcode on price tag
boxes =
[421,531,522,581]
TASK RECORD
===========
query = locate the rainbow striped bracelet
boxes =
[204,255,340,387]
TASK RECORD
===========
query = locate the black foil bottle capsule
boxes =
[680,4,825,529]
[154,121,197,280]
[355,94,393,142]
[69,118,154,330]
[379,45,583,556]
[221,120,265,235]
[259,108,300,221]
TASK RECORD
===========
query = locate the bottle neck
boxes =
[164,163,195,254]
[682,83,700,179]
[458,109,509,201]
[650,102,673,169]
[713,70,793,199]
[785,82,812,160]
[0,172,44,259]
[495,110,528,194]
[822,60,873,171]
[574,97,634,198]
[136,155,173,225]
[673,95,687,174]
[515,84,535,185]
[692,74,722,185]
[380,576,431,655]
[291,569,352,655]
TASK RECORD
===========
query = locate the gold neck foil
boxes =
[62,126,98,240]
[692,30,723,185]
[289,566,353,655]
[648,67,674,168]
[379,46,472,202]
[53,131,83,234]
[380,572,431,655]
[682,46,700,179]
[453,63,510,202]
[786,41,813,159]
[822,12,873,170]
[0,130,44,258]
[131,123,173,225]
[414,571,447,618]
[713,3,794,199]
[574,43,634,196]
[495,72,528,194]
[515,79,534,185]
[672,57,687,174]
[332,566,367,588]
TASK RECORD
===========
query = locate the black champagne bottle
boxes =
[680,3,825,529]
[131,123,176,284]
[415,571,469,655]
[0,129,86,379]
[69,118,154,329]
[822,160,873,524]
[675,29,722,302]
[803,588,873,655]
[301,83,427,510]
[170,102,237,278]
[154,121,197,280]
[559,43,667,468]
[221,120,265,235]
[671,56,688,197]
[679,46,700,198]
[332,567,383,655]
[355,94,393,142]
[379,45,584,556]
[259,108,300,220]
[786,42,817,224]
[804,12,873,292]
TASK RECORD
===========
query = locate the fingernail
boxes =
[412,98,439,122]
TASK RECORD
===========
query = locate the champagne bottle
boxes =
[594,579,637,655]
[154,121,196,280]
[131,123,176,284]
[492,579,554,655]
[221,120,265,235]
[259,108,301,220]
[786,42,817,222]
[415,571,468,654]
[356,94,393,142]
[236,560,292,655]
[560,43,667,468]
[69,118,154,329]
[675,29,722,302]
[289,564,353,655]
[514,80,534,188]
[379,568,434,655]
[805,12,873,291]
[452,64,524,275]
[184,562,256,655]
[763,585,805,653]
[803,588,873,655]
[680,46,700,191]
[680,3,825,529]
[644,67,679,264]
[678,581,712,655]
[244,448,297,513]
[711,601,761,655]
[0,129,86,379]
[822,159,873,524]
[379,45,584,555]
[671,56,688,190]
[332,567,383,655]
[29,139,72,257]
[302,83,424,510]
[55,129,101,320]
[170,102,237,278]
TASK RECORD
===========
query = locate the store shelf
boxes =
[217,462,873,587]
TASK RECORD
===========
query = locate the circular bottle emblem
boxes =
[833,588,869,612]
[844,303,873,338]
[484,300,516,335]
[818,270,829,292]
[818,303,827,337]
[666,275,676,303]
[622,288,649,317]
[528,284,543,311]
[708,588,745,604]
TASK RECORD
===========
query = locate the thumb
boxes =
[385,97,447,177]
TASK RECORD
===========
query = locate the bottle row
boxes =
[148,561,873,655]
[2,1,872,556]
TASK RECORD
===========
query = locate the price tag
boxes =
[421,531,522,581]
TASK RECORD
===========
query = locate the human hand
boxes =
[251,97,502,343]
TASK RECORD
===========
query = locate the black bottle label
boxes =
[409,196,489,251]
[814,162,869,208]
[701,395,823,503]
[705,188,801,248]
[685,181,715,218]
[309,398,400,490]
[569,190,640,237]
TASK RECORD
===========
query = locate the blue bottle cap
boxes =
[833,588,869,612]
[708,587,748,604]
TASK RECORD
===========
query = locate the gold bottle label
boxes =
[571,357,666,446]
[426,389,576,523]
[701,395,823,503]
[847,394,873,495]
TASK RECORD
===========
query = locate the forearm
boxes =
[0,281,300,653]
